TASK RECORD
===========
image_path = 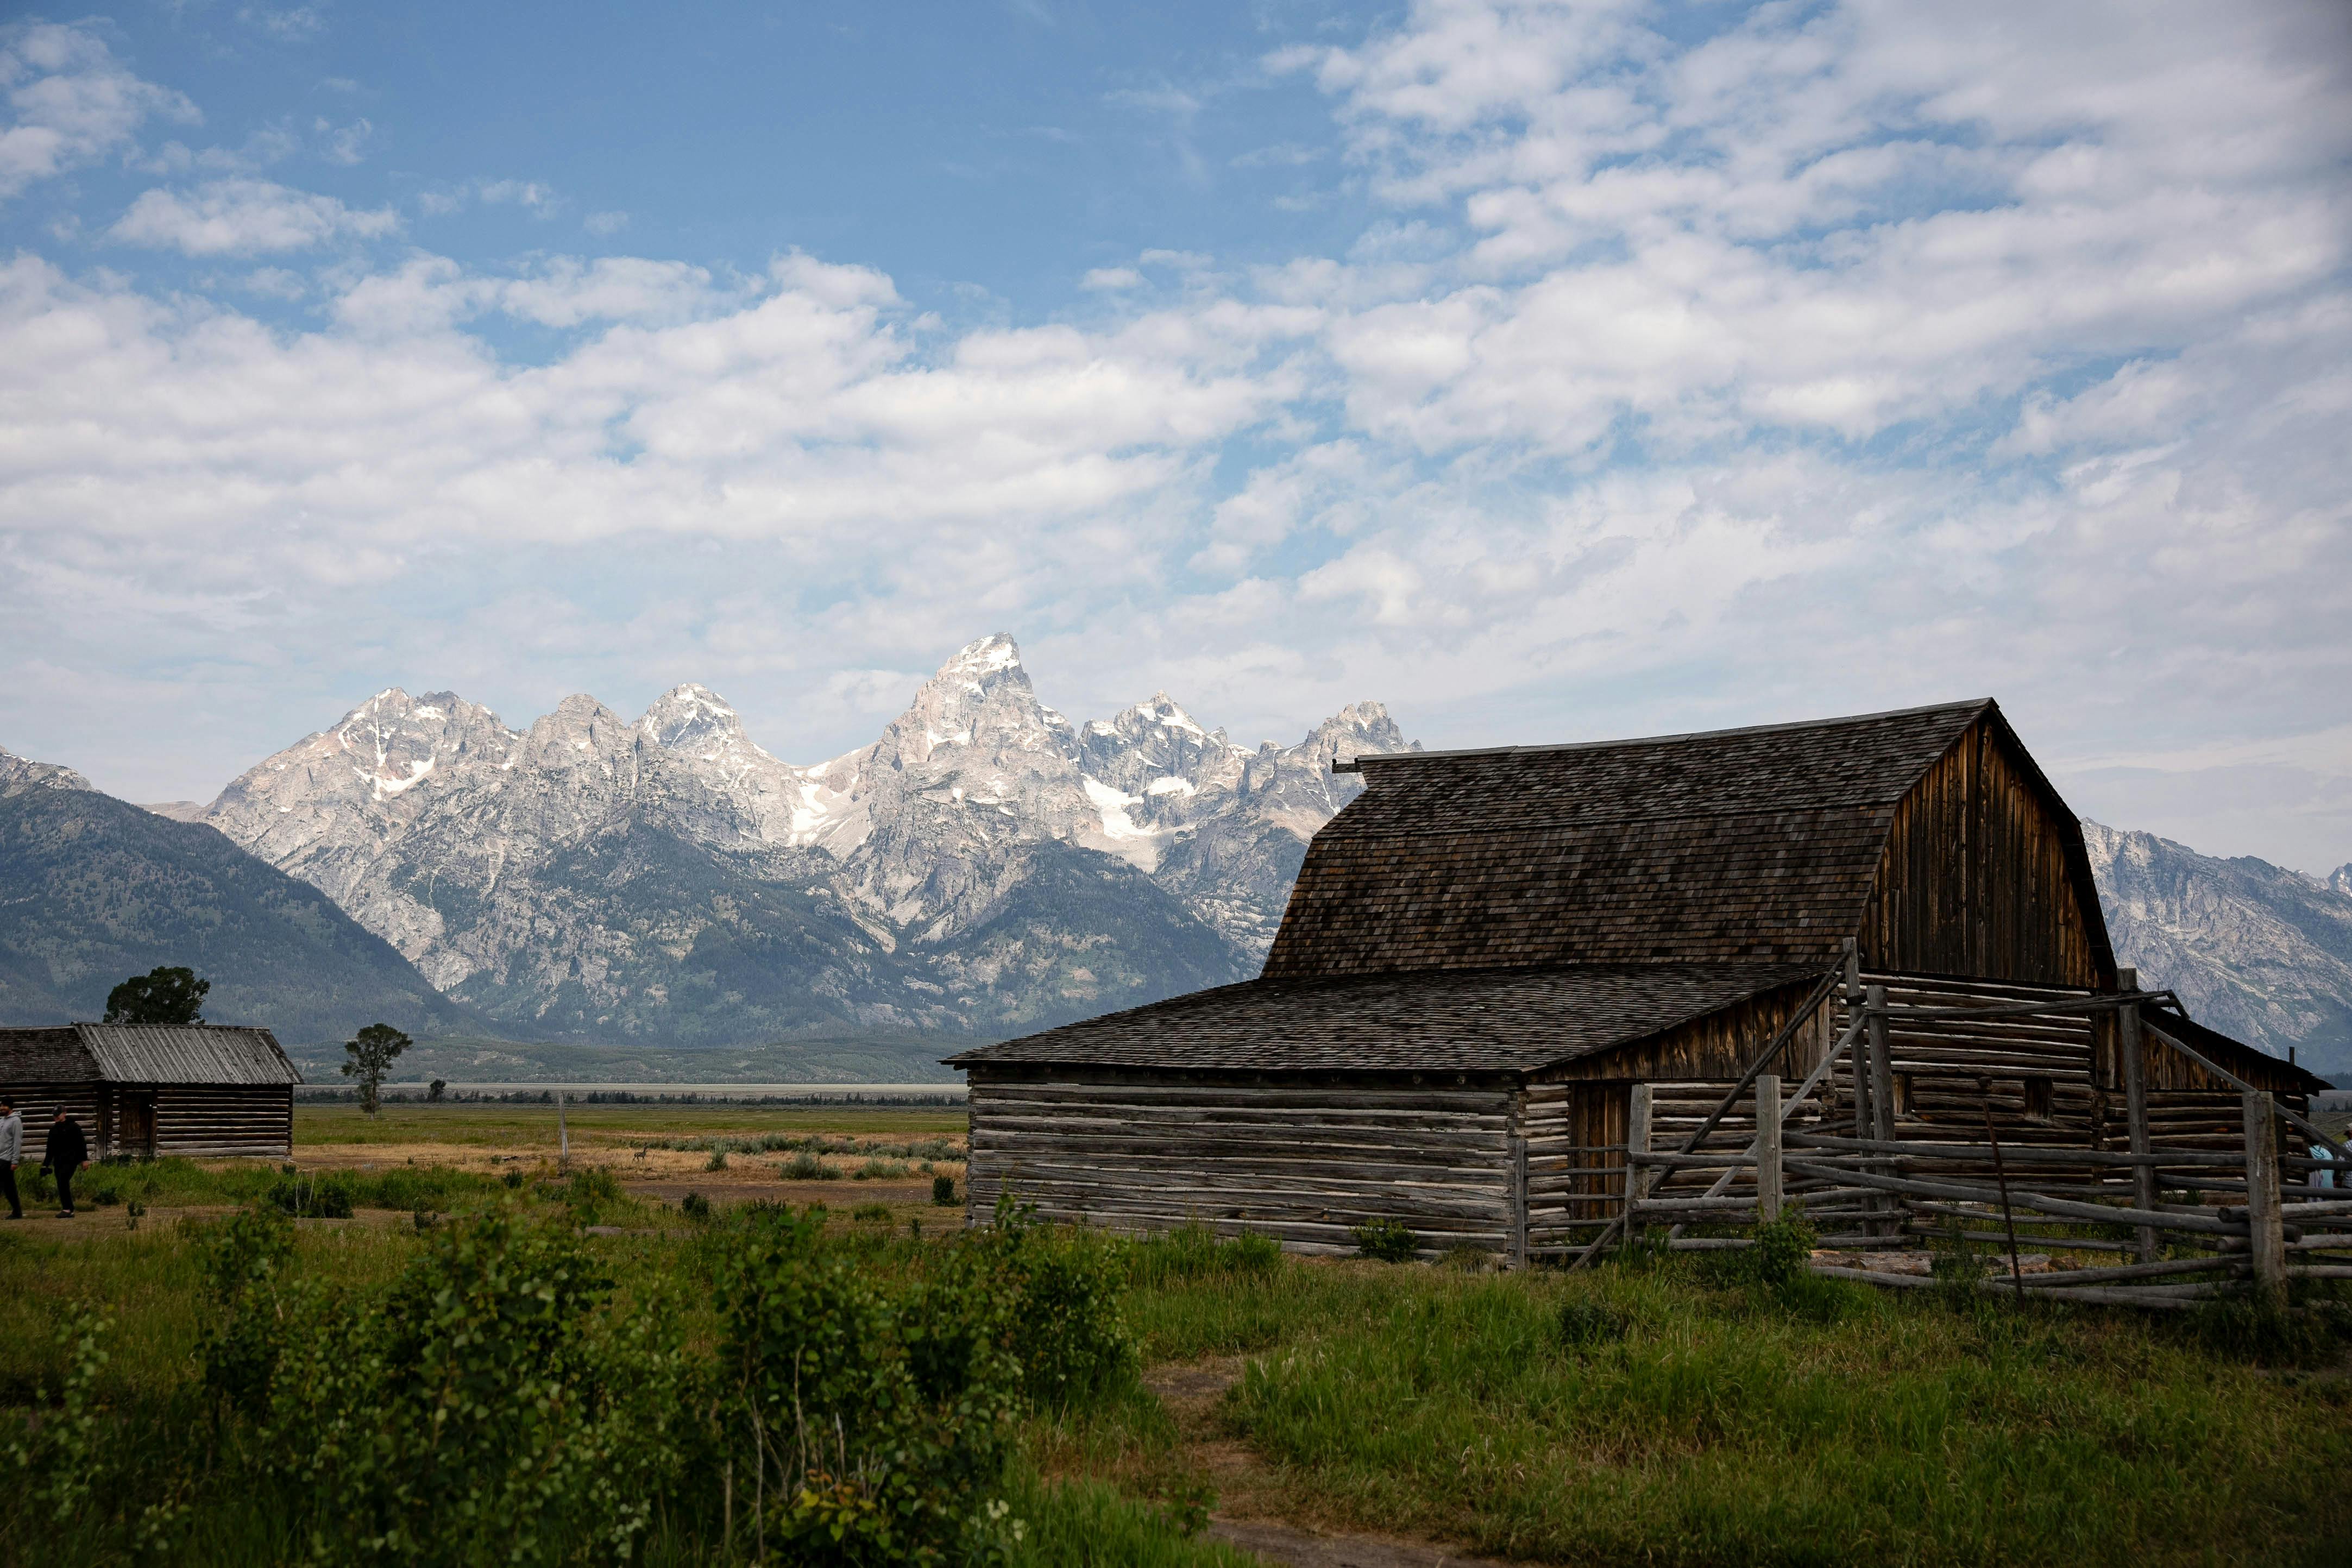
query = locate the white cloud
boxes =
[240,8,327,42]
[583,210,629,236]
[478,178,558,213]
[109,178,399,255]
[2,2,2349,872]
[0,22,198,199]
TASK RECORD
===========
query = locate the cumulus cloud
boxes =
[2,2,2349,869]
[109,178,399,254]
[0,22,198,199]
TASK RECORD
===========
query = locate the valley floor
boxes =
[2,1103,2348,1565]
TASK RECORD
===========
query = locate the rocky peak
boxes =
[640,684,759,760]
[2331,864,2352,899]
[1078,692,1246,795]
[0,742,92,796]
[868,633,1072,772]
[523,695,633,772]
[1240,699,1414,821]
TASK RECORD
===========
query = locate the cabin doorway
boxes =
[117,1092,156,1158]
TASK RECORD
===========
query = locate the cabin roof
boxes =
[1264,698,2007,978]
[2140,1006,2330,1097]
[0,1024,300,1086]
[947,962,1818,1074]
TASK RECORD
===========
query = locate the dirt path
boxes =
[1141,1359,1521,1568]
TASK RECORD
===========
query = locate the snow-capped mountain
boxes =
[192,634,1413,1043]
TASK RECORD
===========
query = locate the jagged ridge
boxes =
[192,635,1415,1044]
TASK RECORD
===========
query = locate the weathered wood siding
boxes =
[1862,720,2110,987]
[0,1082,104,1164]
[964,1067,1517,1256]
[154,1085,293,1158]
[1,1081,291,1161]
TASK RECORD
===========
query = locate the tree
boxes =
[341,1024,412,1116]
[426,1079,447,1104]
[104,966,209,1027]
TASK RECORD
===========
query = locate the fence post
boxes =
[1844,940,1865,1137]
[1510,1125,1529,1269]
[1756,1073,1783,1224]
[2242,1090,2286,1309]
[2118,966,2155,1264]
[1866,984,1895,1237]
[1626,1082,1654,1242]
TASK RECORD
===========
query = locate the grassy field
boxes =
[2,1101,2348,1566]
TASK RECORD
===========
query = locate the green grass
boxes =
[4,1212,2348,1566]
[292,1098,970,1145]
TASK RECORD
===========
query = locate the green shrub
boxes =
[502,1168,524,1189]
[715,1207,1023,1563]
[933,1174,958,1206]
[854,1202,893,1224]
[971,1204,1137,1413]
[1350,1218,1419,1263]
[782,1151,840,1181]
[563,1165,626,1222]
[225,1210,697,1564]
[1751,1210,1817,1287]
[706,1149,727,1172]
[853,1158,909,1181]
[681,1191,713,1223]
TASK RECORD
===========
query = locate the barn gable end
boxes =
[1860,710,2114,987]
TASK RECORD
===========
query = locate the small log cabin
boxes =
[949,699,2322,1259]
[0,1024,301,1161]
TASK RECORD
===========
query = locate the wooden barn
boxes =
[949,700,2323,1261]
[0,1024,302,1161]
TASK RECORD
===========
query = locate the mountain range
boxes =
[174,635,1406,1044]
[3,639,2347,1078]
[0,744,485,1043]
[2083,822,2352,1075]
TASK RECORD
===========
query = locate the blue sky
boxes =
[3,1,2350,872]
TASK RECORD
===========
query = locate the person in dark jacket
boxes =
[42,1109,87,1219]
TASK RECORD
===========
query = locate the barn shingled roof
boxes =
[945,962,1817,1074]
[1261,698,2004,978]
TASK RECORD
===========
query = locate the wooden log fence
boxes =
[1598,983,2348,1309]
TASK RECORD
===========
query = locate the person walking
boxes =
[42,1107,87,1219]
[0,1097,21,1220]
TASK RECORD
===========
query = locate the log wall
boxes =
[0,1081,291,1162]
[0,1081,104,1164]
[963,1067,1517,1257]
[1828,972,2101,1151]
[154,1085,293,1158]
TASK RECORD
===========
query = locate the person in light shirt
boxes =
[0,1096,21,1219]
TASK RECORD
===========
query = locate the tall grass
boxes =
[1218,1263,2352,1566]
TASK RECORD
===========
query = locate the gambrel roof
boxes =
[1265,699,2035,977]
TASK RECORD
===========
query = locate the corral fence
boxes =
[1569,962,2349,1310]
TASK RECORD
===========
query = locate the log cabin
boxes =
[0,1024,301,1161]
[949,699,2323,1260]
